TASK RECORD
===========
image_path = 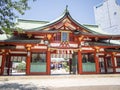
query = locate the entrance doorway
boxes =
[50,58,69,75]
[10,56,26,75]
[50,53,78,75]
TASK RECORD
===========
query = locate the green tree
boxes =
[0,0,36,33]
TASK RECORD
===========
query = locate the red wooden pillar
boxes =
[94,51,100,74]
[111,53,116,73]
[26,50,31,75]
[1,50,6,75]
[46,49,51,75]
[78,50,82,74]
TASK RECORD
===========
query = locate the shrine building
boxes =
[0,7,120,75]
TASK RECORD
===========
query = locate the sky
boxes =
[17,0,120,25]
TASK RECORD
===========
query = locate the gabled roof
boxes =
[15,6,120,40]
[26,8,101,34]
[16,7,106,35]
[83,24,108,34]
[16,19,49,30]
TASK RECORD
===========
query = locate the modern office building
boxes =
[94,0,120,34]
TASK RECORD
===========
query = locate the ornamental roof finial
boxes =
[65,5,69,12]
[62,5,70,15]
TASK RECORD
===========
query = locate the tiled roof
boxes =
[0,45,16,49]
[88,41,120,47]
[83,24,108,34]
[15,7,120,40]
[17,19,49,24]
[26,30,58,33]
[16,8,105,35]
[4,39,40,44]
[16,19,49,30]
[3,35,41,44]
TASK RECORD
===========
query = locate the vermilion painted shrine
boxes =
[0,8,120,75]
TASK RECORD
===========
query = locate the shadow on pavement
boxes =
[0,83,38,90]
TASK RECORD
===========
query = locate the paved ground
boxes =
[0,74,120,90]
[51,68,69,75]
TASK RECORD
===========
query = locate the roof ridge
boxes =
[17,19,49,23]
[83,24,99,27]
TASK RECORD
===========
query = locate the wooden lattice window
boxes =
[54,33,61,41]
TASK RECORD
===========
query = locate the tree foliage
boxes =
[0,0,35,33]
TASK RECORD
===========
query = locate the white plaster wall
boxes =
[94,0,120,34]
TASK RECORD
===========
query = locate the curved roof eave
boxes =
[26,11,68,31]
[66,14,102,34]
[24,8,105,35]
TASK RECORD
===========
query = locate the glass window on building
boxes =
[61,32,69,41]
[30,52,46,72]
[82,53,96,72]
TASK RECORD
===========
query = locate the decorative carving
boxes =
[47,34,52,40]
[112,52,116,55]
[1,49,5,52]
[27,34,32,38]
[79,35,84,41]
[26,44,32,48]
[26,44,32,51]
[95,46,100,52]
